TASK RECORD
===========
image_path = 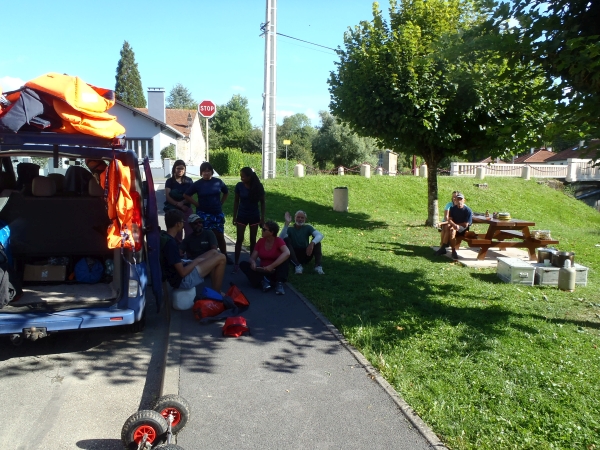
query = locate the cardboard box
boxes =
[533,263,589,286]
[23,265,66,282]
[496,257,535,286]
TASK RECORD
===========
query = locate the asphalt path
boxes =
[0,289,168,449]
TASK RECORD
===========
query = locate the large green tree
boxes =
[210,94,253,149]
[166,83,196,109]
[277,113,316,166]
[312,111,379,169]
[329,0,554,226]
[115,41,146,108]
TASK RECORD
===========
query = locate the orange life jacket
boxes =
[24,73,125,138]
[100,159,134,249]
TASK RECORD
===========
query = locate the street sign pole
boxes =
[198,100,217,163]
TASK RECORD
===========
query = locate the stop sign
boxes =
[198,100,216,118]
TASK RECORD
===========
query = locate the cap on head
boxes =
[455,192,465,199]
[188,214,203,224]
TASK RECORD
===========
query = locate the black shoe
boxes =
[451,250,459,260]
[434,247,447,256]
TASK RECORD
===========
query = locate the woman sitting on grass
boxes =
[239,220,289,295]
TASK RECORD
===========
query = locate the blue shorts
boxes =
[178,265,204,290]
[197,211,225,234]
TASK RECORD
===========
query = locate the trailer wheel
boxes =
[153,445,186,449]
[151,394,191,434]
[121,410,167,449]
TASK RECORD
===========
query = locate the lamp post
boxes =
[283,139,291,176]
[187,113,193,164]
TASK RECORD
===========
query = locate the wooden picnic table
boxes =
[457,215,559,261]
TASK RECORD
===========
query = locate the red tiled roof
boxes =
[512,150,555,163]
[136,108,196,137]
[545,140,600,162]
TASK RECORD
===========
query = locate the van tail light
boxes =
[131,190,143,252]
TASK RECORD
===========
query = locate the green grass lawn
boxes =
[220,174,600,450]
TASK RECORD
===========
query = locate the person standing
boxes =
[280,210,324,275]
[232,167,265,273]
[239,220,289,295]
[184,162,233,264]
[164,160,194,241]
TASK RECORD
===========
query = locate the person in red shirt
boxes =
[239,220,290,295]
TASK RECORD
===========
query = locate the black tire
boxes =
[153,445,186,450]
[121,409,168,449]
[127,310,146,333]
[151,394,191,435]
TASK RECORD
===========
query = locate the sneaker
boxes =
[275,282,285,295]
[295,265,303,275]
[451,250,459,260]
[314,266,325,275]
[226,256,235,265]
[231,264,239,274]
[434,247,447,256]
[262,276,271,292]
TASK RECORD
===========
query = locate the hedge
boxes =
[210,148,293,177]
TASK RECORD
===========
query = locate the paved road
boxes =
[0,293,167,450]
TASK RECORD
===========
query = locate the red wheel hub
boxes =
[160,407,181,426]
[133,425,157,443]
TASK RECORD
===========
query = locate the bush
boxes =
[211,147,296,177]
[160,144,176,160]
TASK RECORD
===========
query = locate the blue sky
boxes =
[1,0,381,128]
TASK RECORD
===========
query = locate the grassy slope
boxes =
[220,175,600,450]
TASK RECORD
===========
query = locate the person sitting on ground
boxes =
[162,209,226,295]
[444,192,473,260]
[437,190,459,254]
[279,210,324,275]
[239,220,290,295]
[180,214,218,259]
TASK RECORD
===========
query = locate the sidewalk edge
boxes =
[286,282,447,450]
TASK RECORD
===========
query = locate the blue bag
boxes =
[75,257,104,283]
[0,221,12,266]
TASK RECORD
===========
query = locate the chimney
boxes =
[147,88,165,122]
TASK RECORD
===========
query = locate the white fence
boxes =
[449,159,599,182]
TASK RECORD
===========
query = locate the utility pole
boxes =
[261,0,277,179]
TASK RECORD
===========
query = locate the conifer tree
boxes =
[115,41,146,108]
[166,83,196,110]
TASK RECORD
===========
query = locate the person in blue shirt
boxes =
[446,192,473,260]
[231,167,265,273]
[184,162,233,264]
[164,160,194,241]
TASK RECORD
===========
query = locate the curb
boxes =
[286,283,448,450]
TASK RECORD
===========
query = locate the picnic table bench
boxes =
[457,215,559,261]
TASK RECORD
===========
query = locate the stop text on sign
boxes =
[198,100,217,118]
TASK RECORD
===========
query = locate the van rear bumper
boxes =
[0,308,136,335]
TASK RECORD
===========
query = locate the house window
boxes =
[378,152,384,167]
[125,139,154,160]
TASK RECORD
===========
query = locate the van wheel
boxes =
[121,410,167,449]
[127,311,146,333]
[151,394,191,434]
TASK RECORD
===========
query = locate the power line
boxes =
[276,32,338,52]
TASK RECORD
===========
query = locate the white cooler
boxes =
[496,257,535,286]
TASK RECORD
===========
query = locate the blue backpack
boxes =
[75,257,104,283]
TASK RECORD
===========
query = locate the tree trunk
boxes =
[423,156,440,227]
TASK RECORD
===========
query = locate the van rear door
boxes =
[143,158,163,311]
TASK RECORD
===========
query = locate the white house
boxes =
[109,88,207,169]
